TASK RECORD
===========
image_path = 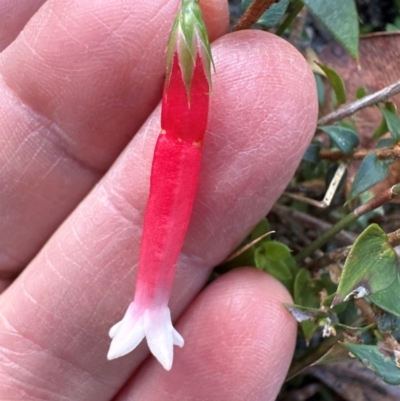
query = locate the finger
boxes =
[0,0,46,51]
[118,268,296,401]
[0,31,317,401]
[0,0,228,280]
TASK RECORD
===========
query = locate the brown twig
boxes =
[233,0,277,31]
[355,298,400,353]
[319,144,400,162]
[317,79,400,126]
[388,228,400,247]
[354,183,400,217]
[354,298,376,325]
[224,231,274,262]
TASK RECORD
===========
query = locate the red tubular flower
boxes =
[107,0,213,370]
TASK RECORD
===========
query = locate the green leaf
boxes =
[314,73,325,107]
[254,241,297,288]
[372,102,397,140]
[386,23,400,32]
[348,154,390,200]
[369,277,400,317]
[242,0,290,28]
[276,0,304,36]
[302,0,359,59]
[294,269,322,340]
[317,63,347,107]
[250,218,271,241]
[343,343,400,385]
[263,241,291,261]
[381,107,400,141]
[303,143,321,163]
[332,224,398,306]
[376,138,396,149]
[319,125,359,155]
[356,86,367,99]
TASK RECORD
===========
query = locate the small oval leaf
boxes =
[303,143,322,163]
[348,154,390,201]
[372,102,397,140]
[317,63,347,107]
[343,343,400,385]
[332,224,398,307]
[381,107,400,141]
[320,125,359,155]
[303,0,359,59]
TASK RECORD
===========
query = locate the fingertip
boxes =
[200,0,230,42]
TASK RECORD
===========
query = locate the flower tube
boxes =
[107,0,213,371]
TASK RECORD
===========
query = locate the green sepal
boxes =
[166,0,214,99]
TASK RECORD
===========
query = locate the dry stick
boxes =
[283,163,347,208]
[295,183,400,262]
[224,231,274,262]
[320,144,400,162]
[388,227,400,247]
[318,79,400,126]
[233,0,276,31]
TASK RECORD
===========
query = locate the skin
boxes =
[0,0,318,400]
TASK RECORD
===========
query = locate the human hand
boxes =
[0,0,317,400]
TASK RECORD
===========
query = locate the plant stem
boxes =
[295,212,358,262]
[273,204,356,245]
[295,183,400,262]
[285,332,343,381]
[288,6,307,48]
[276,0,304,36]
[233,0,277,31]
[318,78,400,126]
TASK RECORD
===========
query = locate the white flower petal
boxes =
[173,328,185,347]
[109,321,121,339]
[107,303,145,360]
[107,302,184,370]
[144,306,183,371]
